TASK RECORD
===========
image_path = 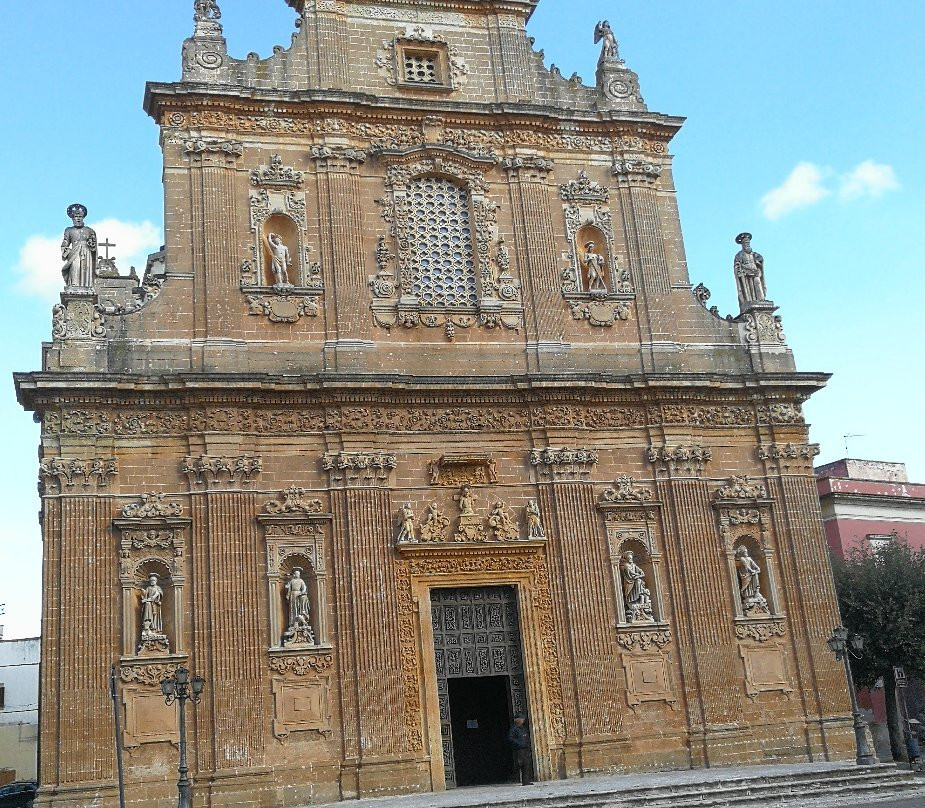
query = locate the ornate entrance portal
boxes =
[431,586,527,788]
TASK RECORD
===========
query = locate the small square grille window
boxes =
[399,46,447,86]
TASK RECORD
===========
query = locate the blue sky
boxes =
[1,1,922,638]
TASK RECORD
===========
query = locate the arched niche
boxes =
[614,536,658,624]
[133,558,174,656]
[277,553,319,648]
[261,213,301,287]
[731,534,774,618]
[576,223,611,295]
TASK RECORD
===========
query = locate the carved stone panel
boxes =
[739,644,793,700]
[271,677,332,739]
[621,652,677,711]
[121,688,178,748]
[428,454,497,486]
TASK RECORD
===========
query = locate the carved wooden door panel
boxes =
[431,586,526,788]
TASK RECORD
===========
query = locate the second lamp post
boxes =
[826,625,876,766]
[161,666,206,808]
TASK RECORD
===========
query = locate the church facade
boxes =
[15,2,855,806]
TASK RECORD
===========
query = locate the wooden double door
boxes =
[430,585,528,788]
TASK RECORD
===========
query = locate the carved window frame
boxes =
[376,27,469,93]
[371,148,524,337]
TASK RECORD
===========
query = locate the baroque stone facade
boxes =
[15,2,855,807]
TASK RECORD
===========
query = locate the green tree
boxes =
[831,540,925,761]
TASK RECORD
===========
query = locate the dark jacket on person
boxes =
[508,723,530,750]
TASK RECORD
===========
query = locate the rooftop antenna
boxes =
[843,434,866,457]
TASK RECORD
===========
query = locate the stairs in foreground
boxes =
[330,762,925,808]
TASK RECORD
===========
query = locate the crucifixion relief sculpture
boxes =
[61,203,98,289]
[733,232,767,309]
[282,568,314,646]
[619,551,654,623]
[735,545,770,616]
[137,573,169,654]
[266,232,292,286]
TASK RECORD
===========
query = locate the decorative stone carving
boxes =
[714,476,768,501]
[501,155,555,177]
[39,457,116,491]
[122,493,183,519]
[600,475,653,504]
[525,499,545,539]
[428,454,497,487]
[487,501,520,541]
[181,455,261,487]
[61,203,97,289]
[612,158,661,183]
[182,138,243,160]
[757,442,820,474]
[395,503,416,545]
[646,445,712,476]
[308,144,368,169]
[569,300,630,326]
[269,653,334,676]
[594,20,622,64]
[375,26,469,90]
[530,447,597,481]
[251,154,303,188]
[621,653,677,711]
[247,294,318,323]
[735,545,770,616]
[733,232,767,310]
[739,644,793,700]
[419,502,451,542]
[559,170,609,203]
[322,451,397,485]
[120,662,178,687]
[742,310,786,345]
[373,150,523,336]
[620,551,654,623]
[453,486,486,542]
[616,629,671,652]
[735,620,786,643]
[264,487,324,515]
[52,298,107,341]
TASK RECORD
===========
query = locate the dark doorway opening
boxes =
[448,675,512,787]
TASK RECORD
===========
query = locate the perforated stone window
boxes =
[402,48,440,84]
[406,177,477,307]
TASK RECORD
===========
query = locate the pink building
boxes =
[816,459,925,558]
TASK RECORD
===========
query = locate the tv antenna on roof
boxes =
[843,434,866,456]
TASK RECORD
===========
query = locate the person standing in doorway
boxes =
[507,714,533,785]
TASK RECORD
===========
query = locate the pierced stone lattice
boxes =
[403,50,439,84]
[407,177,477,307]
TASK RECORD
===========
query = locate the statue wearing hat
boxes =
[61,203,98,289]
[733,232,766,311]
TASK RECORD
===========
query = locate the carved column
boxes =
[324,453,408,794]
[649,446,747,763]
[38,458,118,787]
[533,451,622,775]
[613,156,669,364]
[184,138,244,351]
[182,455,267,778]
[311,145,370,363]
[503,156,562,370]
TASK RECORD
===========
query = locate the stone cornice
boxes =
[289,0,538,21]
[144,82,684,145]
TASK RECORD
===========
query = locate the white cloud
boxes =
[13,218,162,303]
[839,159,899,201]
[760,162,831,220]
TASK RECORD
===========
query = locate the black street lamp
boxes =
[161,666,206,808]
[826,625,876,765]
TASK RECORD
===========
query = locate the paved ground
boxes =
[305,762,924,808]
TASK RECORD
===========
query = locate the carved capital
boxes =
[530,447,597,481]
[183,138,243,164]
[646,444,711,477]
[322,451,396,486]
[309,145,367,171]
[502,155,554,180]
[39,457,117,493]
[181,455,261,488]
[757,442,819,474]
[612,157,662,183]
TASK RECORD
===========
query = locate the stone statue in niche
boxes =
[420,502,450,542]
[488,501,519,541]
[266,232,292,287]
[282,568,315,646]
[735,545,770,615]
[396,503,416,544]
[137,574,169,655]
[733,232,767,309]
[526,499,545,539]
[620,551,654,623]
[458,486,475,516]
[594,20,622,63]
[583,241,608,294]
[61,203,98,288]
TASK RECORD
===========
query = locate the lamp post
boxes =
[161,666,206,808]
[826,625,876,765]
